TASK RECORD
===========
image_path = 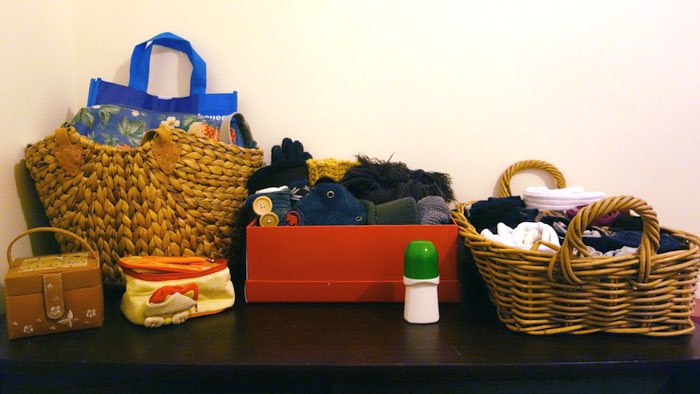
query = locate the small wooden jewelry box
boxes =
[4,227,103,339]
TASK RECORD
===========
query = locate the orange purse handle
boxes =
[6,227,99,269]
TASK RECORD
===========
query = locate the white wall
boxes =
[73,0,700,233]
[2,1,700,304]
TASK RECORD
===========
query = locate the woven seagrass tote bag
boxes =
[452,160,700,336]
[25,123,263,286]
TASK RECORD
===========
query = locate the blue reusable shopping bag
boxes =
[70,104,255,148]
[87,32,237,117]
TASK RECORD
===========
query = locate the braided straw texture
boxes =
[25,126,263,286]
[307,158,358,185]
[452,160,700,335]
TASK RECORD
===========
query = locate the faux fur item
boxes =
[339,155,455,205]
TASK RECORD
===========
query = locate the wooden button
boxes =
[259,212,279,227]
[253,196,273,216]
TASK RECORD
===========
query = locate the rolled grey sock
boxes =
[418,196,451,224]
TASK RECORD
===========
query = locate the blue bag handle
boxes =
[128,32,207,95]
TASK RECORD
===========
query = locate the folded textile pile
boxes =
[480,222,560,253]
[245,146,455,227]
[523,186,606,211]
[468,196,537,233]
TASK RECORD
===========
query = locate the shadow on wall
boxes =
[1,161,60,315]
[14,161,61,256]
[65,107,76,125]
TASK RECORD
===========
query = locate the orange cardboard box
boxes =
[245,223,459,302]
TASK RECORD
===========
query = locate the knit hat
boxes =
[248,160,308,193]
[361,197,419,225]
[307,158,358,186]
[417,196,452,225]
[290,183,366,226]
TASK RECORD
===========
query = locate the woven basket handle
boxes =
[6,227,100,269]
[496,160,567,197]
[141,124,182,175]
[548,196,660,284]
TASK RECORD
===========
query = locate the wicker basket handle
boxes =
[6,227,100,269]
[141,124,182,175]
[496,160,567,197]
[548,196,660,285]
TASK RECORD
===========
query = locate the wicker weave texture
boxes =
[452,160,700,335]
[25,125,263,286]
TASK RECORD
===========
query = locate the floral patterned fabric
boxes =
[71,104,247,148]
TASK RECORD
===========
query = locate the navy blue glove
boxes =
[247,138,313,193]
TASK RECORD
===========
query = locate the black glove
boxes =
[271,138,312,163]
[247,138,313,193]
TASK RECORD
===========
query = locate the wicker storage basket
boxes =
[25,124,263,286]
[452,160,700,335]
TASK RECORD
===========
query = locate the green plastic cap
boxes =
[404,240,439,280]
